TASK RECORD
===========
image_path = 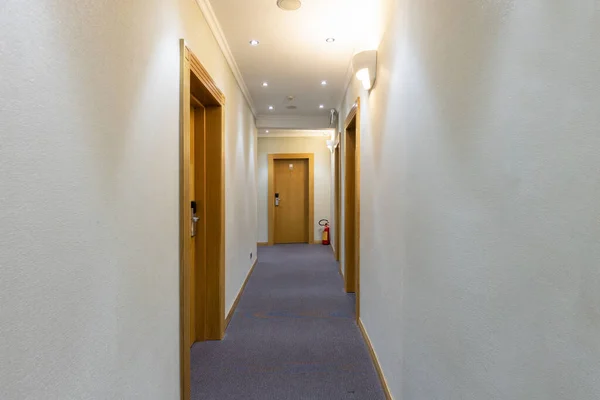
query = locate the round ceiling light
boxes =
[326,38,335,43]
[277,0,302,11]
[249,40,260,46]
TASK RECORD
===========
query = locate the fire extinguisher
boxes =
[319,219,330,245]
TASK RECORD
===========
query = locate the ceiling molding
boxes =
[256,115,333,130]
[194,0,257,116]
[258,129,334,139]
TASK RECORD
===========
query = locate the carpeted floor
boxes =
[190,244,386,400]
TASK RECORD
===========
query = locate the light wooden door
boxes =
[274,159,309,244]
[345,119,358,294]
[189,104,207,344]
[334,145,341,261]
[180,42,227,400]
[189,105,197,343]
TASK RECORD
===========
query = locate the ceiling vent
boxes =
[277,0,302,11]
[285,95,297,110]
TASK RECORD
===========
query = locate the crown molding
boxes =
[194,0,257,117]
[256,115,332,130]
[258,129,334,139]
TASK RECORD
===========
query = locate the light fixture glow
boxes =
[319,105,324,109]
[249,40,260,46]
[266,130,269,133]
[262,82,268,87]
[355,68,371,90]
[352,50,377,90]
[326,38,335,43]
[321,80,327,86]
[268,106,274,110]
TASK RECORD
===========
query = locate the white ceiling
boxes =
[204,0,387,125]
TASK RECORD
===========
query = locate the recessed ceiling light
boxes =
[249,40,260,46]
[262,82,268,87]
[326,38,335,43]
[277,0,302,11]
[321,80,327,86]
[266,130,269,133]
[319,105,324,109]
[268,106,274,110]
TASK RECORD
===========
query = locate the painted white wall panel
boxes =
[0,0,257,398]
[339,0,600,398]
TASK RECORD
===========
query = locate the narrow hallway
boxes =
[191,245,385,399]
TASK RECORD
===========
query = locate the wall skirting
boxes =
[225,258,258,330]
[358,319,393,400]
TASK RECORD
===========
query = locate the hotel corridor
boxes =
[190,245,385,399]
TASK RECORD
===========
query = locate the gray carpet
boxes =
[190,244,386,400]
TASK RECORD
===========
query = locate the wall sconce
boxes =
[352,50,377,90]
[326,140,335,153]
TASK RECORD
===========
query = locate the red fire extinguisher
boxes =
[319,219,330,245]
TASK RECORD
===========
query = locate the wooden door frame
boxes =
[334,141,341,261]
[344,98,360,319]
[179,40,226,400]
[268,153,315,246]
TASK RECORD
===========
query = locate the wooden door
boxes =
[274,159,309,244]
[189,105,197,343]
[191,103,207,344]
[334,145,341,260]
[345,121,357,293]
[180,42,227,400]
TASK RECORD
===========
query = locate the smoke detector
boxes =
[277,0,302,11]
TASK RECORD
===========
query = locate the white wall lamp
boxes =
[326,140,335,153]
[352,50,377,91]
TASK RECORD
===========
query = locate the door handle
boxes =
[191,215,200,237]
[190,200,200,237]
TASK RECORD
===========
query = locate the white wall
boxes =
[339,0,600,399]
[258,137,331,243]
[0,0,257,398]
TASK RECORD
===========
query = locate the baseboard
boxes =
[225,258,258,330]
[358,318,393,400]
